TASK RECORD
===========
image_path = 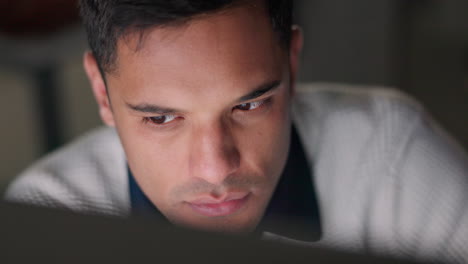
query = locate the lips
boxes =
[187,192,250,217]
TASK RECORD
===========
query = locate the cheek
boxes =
[238,94,291,181]
[114,115,190,203]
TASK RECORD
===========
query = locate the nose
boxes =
[189,121,240,185]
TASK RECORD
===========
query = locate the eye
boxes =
[145,114,178,125]
[234,100,265,111]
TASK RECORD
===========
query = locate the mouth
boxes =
[186,192,250,217]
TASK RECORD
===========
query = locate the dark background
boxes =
[0,0,467,192]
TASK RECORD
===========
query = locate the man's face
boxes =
[85,3,302,233]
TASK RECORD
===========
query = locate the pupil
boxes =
[151,116,166,124]
[239,103,250,110]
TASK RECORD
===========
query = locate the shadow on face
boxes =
[84,1,302,233]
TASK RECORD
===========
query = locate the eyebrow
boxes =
[237,80,281,103]
[126,80,282,114]
[127,103,180,114]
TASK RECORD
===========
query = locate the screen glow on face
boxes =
[99,1,297,234]
[141,97,272,127]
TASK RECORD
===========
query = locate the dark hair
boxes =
[79,0,293,74]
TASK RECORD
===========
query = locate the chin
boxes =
[169,210,262,235]
[183,219,258,235]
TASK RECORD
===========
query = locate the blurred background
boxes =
[0,0,467,193]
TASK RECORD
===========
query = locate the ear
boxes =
[288,25,303,97]
[83,51,115,127]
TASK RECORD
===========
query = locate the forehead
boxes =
[109,2,286,103]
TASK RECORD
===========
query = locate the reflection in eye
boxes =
[235,100,265,111]
[144,99,269,127]
[146,114,177,125]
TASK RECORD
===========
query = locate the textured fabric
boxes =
[5,83,468,263]
[5,126,130,216]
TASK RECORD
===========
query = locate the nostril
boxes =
[190,147,240,185]
[189,123,240,183]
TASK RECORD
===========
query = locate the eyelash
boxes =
[233,98,267,111]
[142,115,179,126]
[142,98,271,127]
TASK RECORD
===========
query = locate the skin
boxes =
[84,2,302,233]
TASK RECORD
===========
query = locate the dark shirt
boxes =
[129,125,321,241]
